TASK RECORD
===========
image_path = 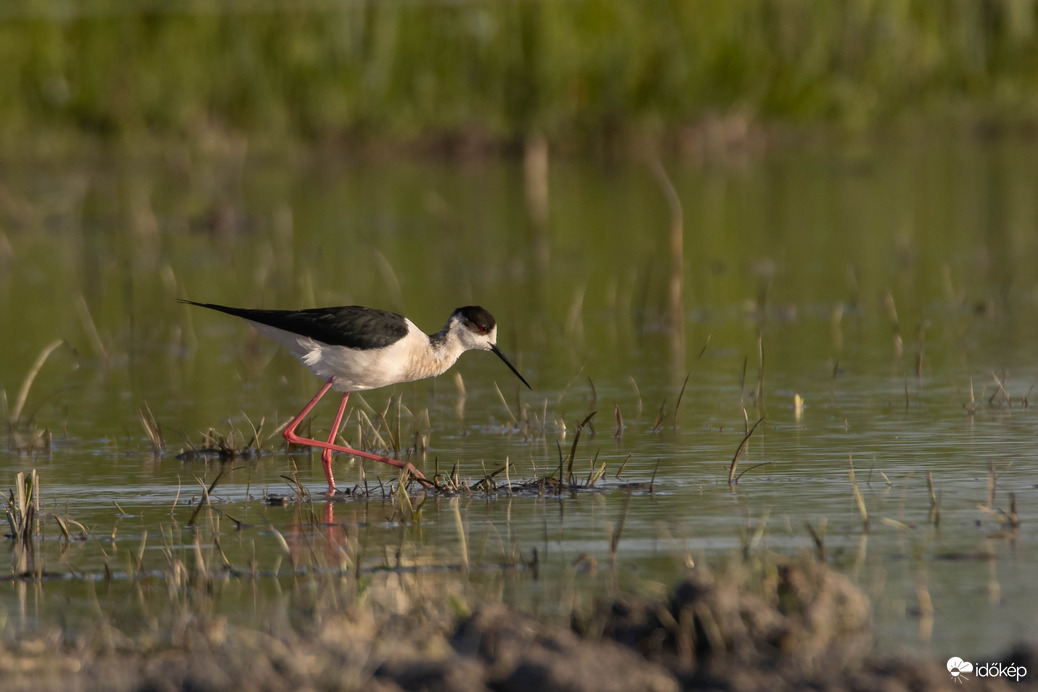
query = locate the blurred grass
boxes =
[3,0,1038,152]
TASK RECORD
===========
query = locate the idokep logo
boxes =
[947,656,1028,683]
[947,657,973,682]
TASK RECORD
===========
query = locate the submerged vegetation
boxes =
[4,0,1038,152]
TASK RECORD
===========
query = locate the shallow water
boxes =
[1,137,1037,662]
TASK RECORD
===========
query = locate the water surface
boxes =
[1,138,1037,661]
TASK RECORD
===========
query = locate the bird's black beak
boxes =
[491,344,532,389]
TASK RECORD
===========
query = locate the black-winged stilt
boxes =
[181,301,531,493]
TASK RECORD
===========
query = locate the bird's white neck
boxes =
[381,320,462,384]
[426,323,468,366]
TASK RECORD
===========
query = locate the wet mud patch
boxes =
[1,560,1032,691]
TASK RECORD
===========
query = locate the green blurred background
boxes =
[4,0,1038,153]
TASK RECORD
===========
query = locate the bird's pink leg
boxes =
[319,392,351,495]
[282,379,432,488]
[282,379,335,438]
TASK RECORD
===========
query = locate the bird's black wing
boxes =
[180,301,409,350]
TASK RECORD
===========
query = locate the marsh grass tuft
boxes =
[3,469,42,575]
[139,402,163,454]
[470,460,512,493]
[962,371,1035,412]
[176,420,264,461]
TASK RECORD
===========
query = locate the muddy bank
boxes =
[0,561,1032,692]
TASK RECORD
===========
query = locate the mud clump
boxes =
[597,561,873,685]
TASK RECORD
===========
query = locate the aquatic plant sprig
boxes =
[727,417,765,487]
[564,411,597,485]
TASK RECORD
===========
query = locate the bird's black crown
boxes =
[455,306,497,334]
